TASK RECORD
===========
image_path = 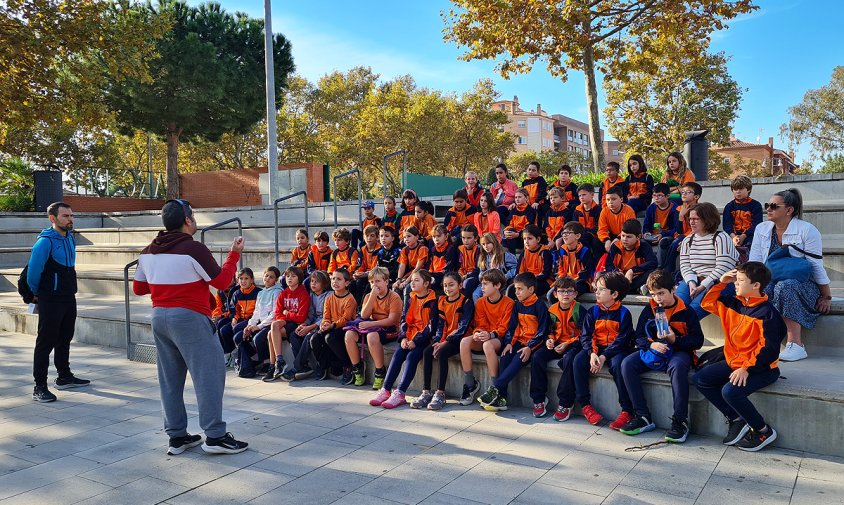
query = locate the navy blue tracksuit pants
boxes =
[621,351,692,422]
[555,345,582,408]
[493,343,529,398]
[529,346,565,404]
[573,348,634,412]
[693,360,779,432]
[384,340,430,393]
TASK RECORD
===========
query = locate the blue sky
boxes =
[203,0,840,164]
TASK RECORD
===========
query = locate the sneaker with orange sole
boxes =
[581,405,604,425]
[609,411,634,431]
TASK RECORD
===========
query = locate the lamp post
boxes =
[264,0,279,204]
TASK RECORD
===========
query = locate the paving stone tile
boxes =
[356,457,462,504]
[438,458,545,505]
[0,476,112,505]
[167,467,295,505]
[695,474,792,505]
[16,429,125,464]
[604,485,696,505]
[0,455,103,500]
[0,453,34,476]
[619,453,716,499]
[797,454,844,483]
[324,437,426,477]
[247,467,373,505]
[537,450,637,497]
[791,476,844,505]
[252,437,359,477]
[74,475,189,505]
[417,429,509,470]
[79,447,200,487]
[713,446,802,488]
[329,491,405,504]
[246,421,334,456]
[511,482,604,505]
[417,492,488,504]
[491,428,578,469]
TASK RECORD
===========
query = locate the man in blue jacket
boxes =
[27,202,89,402]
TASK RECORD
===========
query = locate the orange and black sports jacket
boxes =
[544,203,568,242]
[506,203,536,232]
[643,202,679,238]
[231,284,261,323]
[634,296,703,356]
[328,246,359,274]
[382,209,399,230]
[398,243,429,277]
[458,244,479,278]
[358,245,382,273]
[444,205,477,232]
[555,243,593,283]
[521,175,548,206]
[517,245,554,286]
[723,198,763,243]
[701,282,785,371]
[435,293,474,343]
[580,300,634,359]
[361,215,383,231]
[553,180,579,212]
[625,172,654,203]
[503,294,549,348]
[597,204,636,243]
[400,290,439,343]
[429,242,458,273]
[574,203,601,239]
[548,301,583,345]
[398,206,417,238]
[307,246,332,274]
[289,244,313,269]
[605,240,657,278]
[470,295,515,340]
[414,214,438,241]
[600,177,627,201]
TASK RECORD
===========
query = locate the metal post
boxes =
[382,149,407,198]
[273,191,309,267]
[124,259,138,359]
[332,169,363,230]
[147,133,153,198]
[264,0,279,204]
[401,150,408,194]
[200,218,244,269]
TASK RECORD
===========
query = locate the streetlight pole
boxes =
[264,0,279,204]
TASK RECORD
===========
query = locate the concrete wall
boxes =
[63,196,165,212]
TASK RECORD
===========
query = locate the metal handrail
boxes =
[200,218,244,269]
[124,259,138,359]
[274,191,309,267]
[383,149,407,198]
[333,168,363,230]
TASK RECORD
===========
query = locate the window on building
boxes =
[772,158,782,167]
[518,120,526,128]
[518,136,527,145]
[499,104,506,111]
[583,135,589,147]
[567,130,574,141]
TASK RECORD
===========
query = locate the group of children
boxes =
[208,158,781,452]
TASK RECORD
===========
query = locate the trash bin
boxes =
[684,130,709,181]
[33,165,63,212]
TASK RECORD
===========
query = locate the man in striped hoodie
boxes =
[133,199,248,456]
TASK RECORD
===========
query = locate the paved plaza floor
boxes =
[0,332,841,505]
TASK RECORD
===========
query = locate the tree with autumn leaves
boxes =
[443,0,755,172]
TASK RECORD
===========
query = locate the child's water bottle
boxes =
[654,304,670,339]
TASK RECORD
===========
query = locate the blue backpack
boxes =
[639,319,673,371]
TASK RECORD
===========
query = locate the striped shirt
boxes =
[679,232,739,289]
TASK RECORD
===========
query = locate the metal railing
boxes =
[274,191,309,267]
[124,260,138,360]
[333,169,363,229]
[200,218,244,269]
[383,149,407,198]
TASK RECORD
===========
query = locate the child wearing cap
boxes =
[351,200,383,250]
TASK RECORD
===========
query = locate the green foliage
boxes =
[819,154,844,174]
[0,157,34,211]
[781,66,844,158]
[505,149,665,187]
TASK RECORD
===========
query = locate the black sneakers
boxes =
[280,369,296,382]
[459,379,480,406]
[736,425,778,452]
[262,361,283,382]
[723,418,750,445]
[340,367,355,385]
[201,432,249,454]
[665,416,689,443]
[32,385,57,403]
[55,375,91,390]
[167,433,202,455]
[619,416,656,436]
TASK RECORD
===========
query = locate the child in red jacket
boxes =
[265,266,310,381]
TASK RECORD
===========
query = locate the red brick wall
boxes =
[64,195,165,212]
[180,169,263,209]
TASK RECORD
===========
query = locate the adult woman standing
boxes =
[749,188,831,362]
[489,163,519,223]
[677,202,739,319]
[463,171,484,208]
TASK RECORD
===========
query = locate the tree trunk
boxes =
[165,124,181,200]
[582,39,605,173]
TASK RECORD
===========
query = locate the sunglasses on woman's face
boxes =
[764,202,782,211]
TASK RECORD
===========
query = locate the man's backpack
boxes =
[18,265,35,304]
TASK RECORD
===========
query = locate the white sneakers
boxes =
[779,342,808,362]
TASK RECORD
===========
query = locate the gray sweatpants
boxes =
[151,307,227,438]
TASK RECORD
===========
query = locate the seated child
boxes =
[552,164,579,221]
[542,277,584,421]
[211,273,237,326]
[307,231,332,280]
[414,201,438,245]
[263,266,309,381]
[514,224,553,298]
[444,189,477,244]
[381,196,399,231]
[600,161,628,204]
[619,270,703,442]
[289,228,312,271]
[352,225,382,304]
[624,154,654,214]
[573,271,635,427]
[502,188,536,253]
[520,160,548,217]
[723,175,763,253]
[370,269,439,408]
[309,270,358,384]
[598,185,636,253]
[280,271,331,381]
[661,181,701,273]
[429,224,459,291]
[351,200,383,250]
[328,228,359,276]
[473,232,518,301]
[544,187,568,250]
[414,272,474,410]
[343,267,402,388]
[392,226,429,294]
[693,263,785,452]
[572,183,603,263]
[458,224,481,296]
[458,269,515,406]
[472,191,501,238]
[553,221,594,299]
[219,268,260,361]
[377,226,402,283]
[478,272,549,411]
[398,189,419,240]
[604,219,658,295]
[642,183,678,257]
[234,266,281,378]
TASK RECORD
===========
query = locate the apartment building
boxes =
[711,136,798,176]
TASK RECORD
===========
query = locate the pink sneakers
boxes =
[381,390,407,409]
[369,388,391,407]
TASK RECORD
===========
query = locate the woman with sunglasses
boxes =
[749,189,831,362]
